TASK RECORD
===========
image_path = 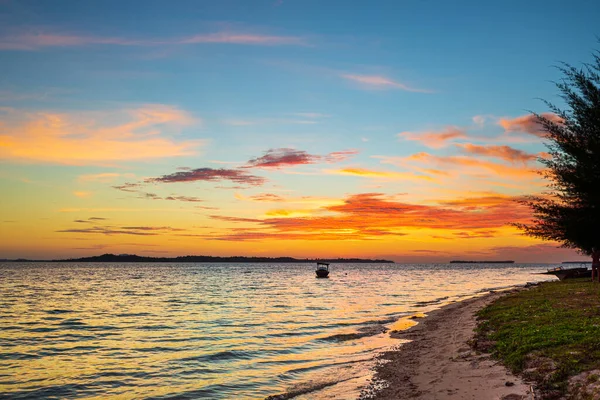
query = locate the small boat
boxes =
[315,262,330,278]
[541,266,591,280]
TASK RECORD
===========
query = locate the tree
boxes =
[515,50,600,257]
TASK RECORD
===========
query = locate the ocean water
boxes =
[0,262,562,399]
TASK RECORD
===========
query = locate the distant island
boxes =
[449,260,515,264]
[1,253,393,263]
[562,261,592,264]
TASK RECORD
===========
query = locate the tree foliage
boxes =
[516,51,600,255]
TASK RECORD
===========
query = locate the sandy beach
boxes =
[361,290,534,400]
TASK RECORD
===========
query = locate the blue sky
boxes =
[1,0,598,261]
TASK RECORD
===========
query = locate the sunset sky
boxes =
[1,0,599,262]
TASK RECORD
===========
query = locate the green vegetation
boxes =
[476,280,600,397]
[516,50,600,254]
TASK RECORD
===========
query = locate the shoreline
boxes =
[360,288,535,400]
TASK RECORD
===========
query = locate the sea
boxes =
[0,262,565,399]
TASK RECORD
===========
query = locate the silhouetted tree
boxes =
[515,50,600,256]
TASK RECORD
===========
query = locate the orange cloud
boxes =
[498,113,563,137]
[0,31,307,50]
[340,74,430,92]
[456,144,538,163]
[73,191,92,198]
[206,192,533,241]
[399,127,466,148]
[327,167,436,182]
[388,153,541,179]
[0,105,201,165]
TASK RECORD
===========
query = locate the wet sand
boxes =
[361,290,534,400]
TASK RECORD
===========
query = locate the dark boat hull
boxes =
[315,270,329,278]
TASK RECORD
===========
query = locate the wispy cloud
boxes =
[327,167,436,182]
[0,30,308,51]
[340,74,430,92]
[148,168,266,186]
[399,126,466,148]
[164,195,204,202]
[57,224,186,236]
[396,152,541,180]
[455,144,538,163]
[113,183,142,193]
[248,193,286,202]
[498,113,563,137]
[0,105,202,165]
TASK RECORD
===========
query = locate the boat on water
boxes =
[541,266,592,280]
[315,262,330,278]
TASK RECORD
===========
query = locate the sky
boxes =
[0,0,598,262]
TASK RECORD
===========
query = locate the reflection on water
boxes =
[0,262,555,399]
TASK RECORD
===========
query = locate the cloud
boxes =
[120,226,186,232]
[456,144,538,163]
[57,224,185,236]
[0,30,307,51]
[0,105,202,165]
[148,168,266,186]
[73,191,92,198]
[113,183,142,193]
[248,193,286,202]
[290,112,330,119]
[245,148,357,169]
[179,32,306,46]
[57,227,158,236]
[138,192,161,200]
[340,74,430,92]
[210,215,264,223]
[399,127,466,148]
[498,113,563,137]
[327,167,436,182]
[384,152,541,180]
[164,195,203,202]
[204,192,533,242]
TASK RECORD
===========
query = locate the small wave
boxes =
[58,319,88,327]
[115,312,152,317]
[320,324,388,342]
[178,350,256,363]
[45,309,74,315]
[413,296,449,307]
[136,324,175,331]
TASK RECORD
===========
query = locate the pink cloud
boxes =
[399,126,466,148]
[245,148,357,169]
[180,32,306,46]
[0,30,307,50]
[341,74,430,92]
[498,113,563,137]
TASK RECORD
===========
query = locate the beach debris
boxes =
[505,381,515,386]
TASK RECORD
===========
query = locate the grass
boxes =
[475,279,600,397]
